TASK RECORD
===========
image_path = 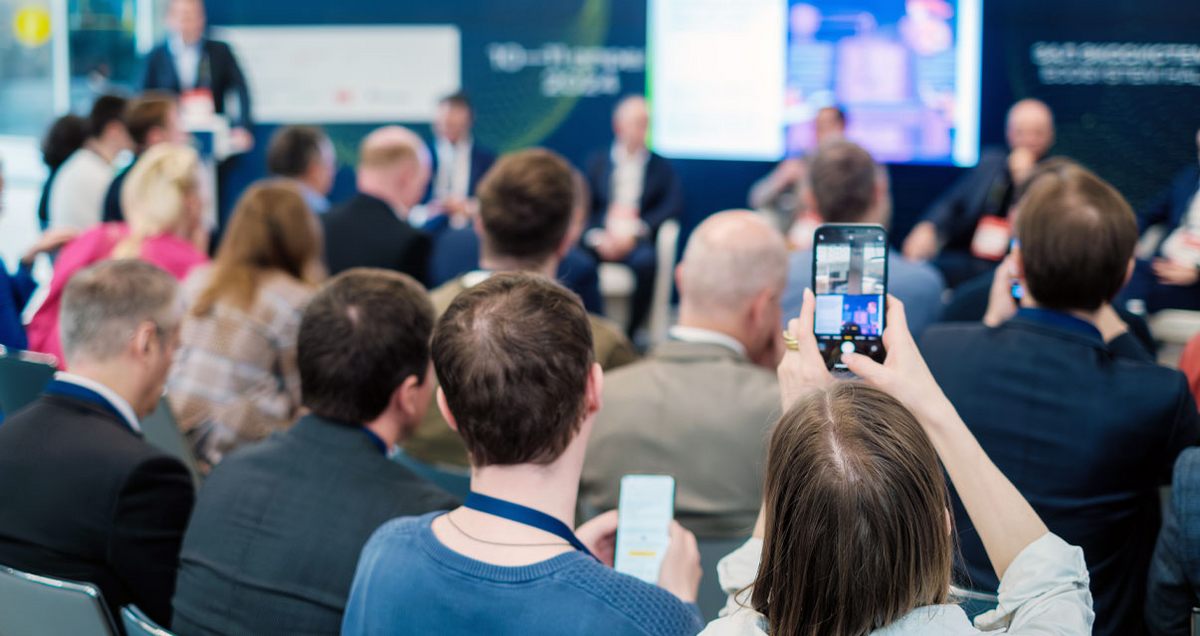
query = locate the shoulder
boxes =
[919,322,989,359]
[1174,448,1200,491]
[146,236,208,277]
[361,513,435,559]
[205,39,235,57]
[555,560,702,636]
[890,258,945,295]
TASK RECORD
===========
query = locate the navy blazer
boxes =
[921,312,1200,636]
[321,194,431,284]
[1138,165,1200,239]
[424,141,496,202]
[921,147,1010,252]
[1147,448,1200,636]
[142,39,253,128]
[584,149,683,240]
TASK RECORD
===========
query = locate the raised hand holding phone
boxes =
[811,224,888,370]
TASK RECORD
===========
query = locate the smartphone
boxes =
[613,474,676,584]
[812,224,888,370]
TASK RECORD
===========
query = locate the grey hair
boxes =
[678,211,788,318]
[59,259,183,364]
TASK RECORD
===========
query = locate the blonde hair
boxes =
[115,143,201,258]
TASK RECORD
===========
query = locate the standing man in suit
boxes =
[919,163,1200,636]
[322,126,432,283]
[426,91,496,228]
[581,211,786,538]
[0,260,194,628]
[903,99,1055,287]
[584,95,684,336]
[142,0,252,148]
[172,269,458,635]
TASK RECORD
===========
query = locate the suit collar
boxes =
[50,373,141,433]
[289,414,390,456]
[1006,309,1105,349]
[651,339,749,363]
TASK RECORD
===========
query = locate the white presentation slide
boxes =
[214,26,461,124]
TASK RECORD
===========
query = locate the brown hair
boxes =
[1016,162,1138,312]
[477,148,576,264]
[192,180,324,316]
[809,140,878,223]
[267,125,328,178]
[124,93,176,148]
[432,272,594,467]
[752,383,952,636]
[298,269,433,424]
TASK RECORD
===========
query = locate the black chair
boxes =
[0,348,57,415]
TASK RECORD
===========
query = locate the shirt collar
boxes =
[1014,307,1103,341]
[610,142,648,165]
[168,34,203,56]
[668,326,747,357]
[53,372,142,433]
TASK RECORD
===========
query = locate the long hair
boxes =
[114,143,201,259]
[191,180,324,316]
[751,383,953,636]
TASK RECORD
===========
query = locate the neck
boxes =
[63,359,145,417]
[478,254,558,279]
[677,308,752,351]
[1021,297,1099,325]
[364,415,400,449]
[469,454,583,528]
[86,138,119,164]
[357,179,406,219]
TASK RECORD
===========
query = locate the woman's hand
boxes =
[777,288,835,411]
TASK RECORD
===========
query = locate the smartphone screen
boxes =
[812,224,888,370]
[613,474,675,584]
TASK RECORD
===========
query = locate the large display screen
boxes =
[648,0,983,166]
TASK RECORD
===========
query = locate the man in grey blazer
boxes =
[580,211,787,538]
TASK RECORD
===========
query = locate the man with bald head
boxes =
[904,98,1055,287]
[581,210,786,538]
[322,126,433,282]
[584,95,683,336]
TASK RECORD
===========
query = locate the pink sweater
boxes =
[26,223,208,367]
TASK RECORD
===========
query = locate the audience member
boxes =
[168,181,324,469]
[1119,127,1200,313]
[48,95,130,231]
[28,143,209,365]
[322,126,432,282]
[344,273,703,635]
[0,260,194,627]
[748,105,846,242]
[1147,447,1200,636]
[919,162,1199,636]
[405,149,636,467]
[584,95,683,336]
[36,114,89,230]
[425,91,496,227]
[903,99,1055,287]
[102,93,189,222]
[780,140,944,339]
[172,269,457,635]
[580,211,786,537]
[266,125,336,213]
[703,293,1093,635]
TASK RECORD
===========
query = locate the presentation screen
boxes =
[648,0,982,166]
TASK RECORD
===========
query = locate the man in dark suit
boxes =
[424,92,496,223]
[919,163,1200,636]
[322,126,433,283]
[583,95,683,336]
[171,269,458,635]
[0,260,194,628]
[903,99,1055,287]
[141,0,252,138]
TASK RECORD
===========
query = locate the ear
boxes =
[131,321,157,361]
[1010,245,1025,281]
[747,287,772,330]
[392,374,423,422]
[1124,257,1135,287]
[584,362,604,418]
[802,189,818,221]
[673,263,685,298]
[555,227,573,260]
[436,386,459,433]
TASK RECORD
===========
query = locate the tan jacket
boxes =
[579,339,780,538]
[402,274,639,467]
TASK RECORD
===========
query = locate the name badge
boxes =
[971,216,1012,261]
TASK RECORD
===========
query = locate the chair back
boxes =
[0,349,56,414]
[1192,606,1200,636]
[696,536,748,621]
[393,449,471,500]
[121,604,176,636]
[141,398,203,486]
[0,564,117,635]
[647,219,681,346]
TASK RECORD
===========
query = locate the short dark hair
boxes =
[433,273,594,467]
[439,91,472,113]
[124,93,176,148]
[809,140,877,223]
[477,148,575,263]
[41,115,89,169]
[266,126,328,178]
[1017,163,1138,312]
[88,95,128,140]
[298,269,434,424]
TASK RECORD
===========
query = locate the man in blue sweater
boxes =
[343,273,704,636]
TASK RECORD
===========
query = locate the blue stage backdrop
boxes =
[207,0,1200,246]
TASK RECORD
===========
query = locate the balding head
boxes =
[677,211,788,365]
[1006,99,1055,159]
[356,125,432,213]
[613,95,649,152]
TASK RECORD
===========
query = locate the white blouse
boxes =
[701,533,1094,635]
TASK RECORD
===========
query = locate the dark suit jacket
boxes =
[101,159,134,223]
[1138,165,1199,240]
[920,311,1200,636]
[321,194,431,283]
[921,147,1011,252]
[142,39,253,128]
[424,141,496,201]
[584,149,683,239]
[1147,447,1200,636]
[0,393,195,627]
[171,415,458,636]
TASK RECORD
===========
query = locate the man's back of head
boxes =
[476,148,575,271]
[125,93,180,152]
[266,125,333,194]
[355,126,431,211]
[808,140,879,224]
[1016,163,1137,313]
[88,95,129,144]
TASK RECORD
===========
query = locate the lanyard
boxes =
[361,428,388,456]
[42,380,136,434]
[463,492,597,561]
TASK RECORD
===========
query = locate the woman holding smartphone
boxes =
[702,290,1093,636]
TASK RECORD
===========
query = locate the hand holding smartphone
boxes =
[812,224,889,370]
[613,474,676,584]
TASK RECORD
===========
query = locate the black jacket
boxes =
[171,415,458,635]
[0,393,195,627]
[585,150,683,240]
[322,194,432,284]
[142,39,253,128]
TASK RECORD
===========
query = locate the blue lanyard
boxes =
[42,380,137,434]
[361,428,388,456]
[463,492,597,561]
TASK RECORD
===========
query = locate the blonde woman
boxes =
[27,143,209,366]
